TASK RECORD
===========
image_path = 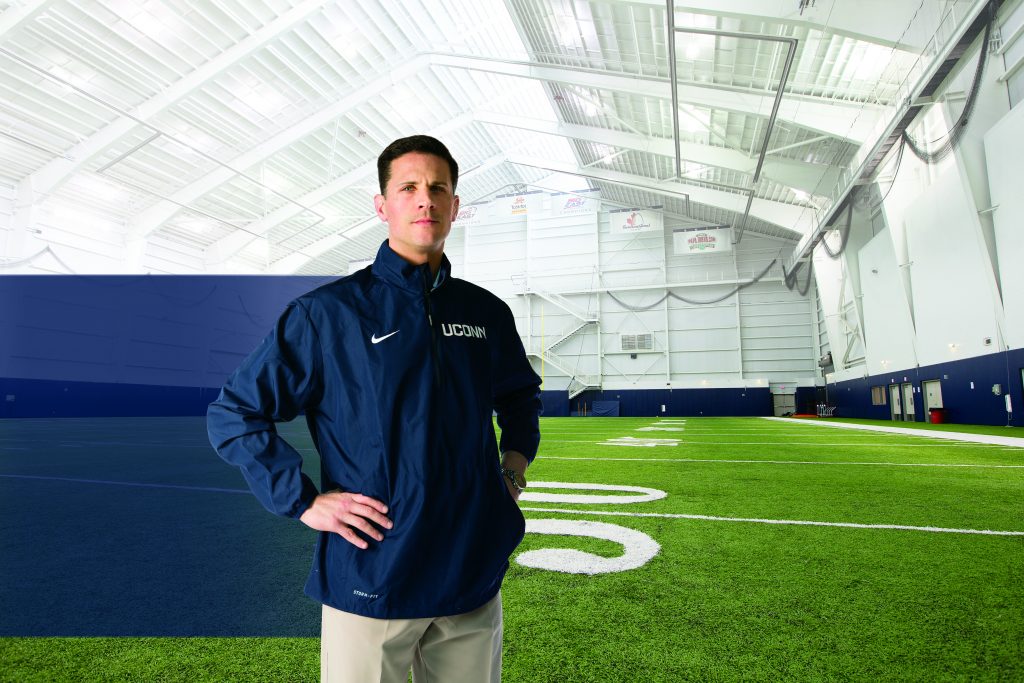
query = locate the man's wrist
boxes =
[501,449,529,469]
[501,466,527,492]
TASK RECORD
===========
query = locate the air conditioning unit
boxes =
[818,352,833,368]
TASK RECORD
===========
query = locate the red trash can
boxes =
[929,408,945,424]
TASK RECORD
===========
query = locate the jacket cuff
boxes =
[288,474,321,519]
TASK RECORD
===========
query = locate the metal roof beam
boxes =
[204,110,477,266]
[474,111,841,196]
[429,53,880,143]
[135,45,865,247]
[24,0,333,198]
[0,0,54,39]
[788,0,998,266]
[264,152,510,274]
[506,154,813,236]
[129,53,433,238]
[625,0,933,50]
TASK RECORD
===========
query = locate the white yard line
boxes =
[520,507,1024,536]
[537,456,1024,469]
[766,417,1024,448]
[581,440,999,447]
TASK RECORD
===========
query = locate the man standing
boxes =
[207,135,541,682]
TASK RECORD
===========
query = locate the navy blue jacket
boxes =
[207,240,542,618]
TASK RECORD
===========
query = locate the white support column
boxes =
[123,235,148,274]
[662,293,671,384]
[595,209,604,386]
[809,269,824,383]
[10,178,37,261]
[733,247,744,379]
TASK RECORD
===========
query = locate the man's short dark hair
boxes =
[377,135,459,194]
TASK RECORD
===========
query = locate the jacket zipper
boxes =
[422,268,443,387]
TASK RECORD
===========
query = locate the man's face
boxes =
[374,152,459,265]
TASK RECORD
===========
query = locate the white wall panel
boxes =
[452,189,816,390]
[0,184,13,258]
[985,100,1024,348]
[445,223,466,278]
[904,165,1001,365]
[463,215,527,300]
[857,229,918,375]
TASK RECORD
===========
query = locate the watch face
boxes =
[504,468,525,489]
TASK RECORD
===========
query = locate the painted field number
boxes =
[517,481,666,575]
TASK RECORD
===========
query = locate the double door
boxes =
[890,382,916,421]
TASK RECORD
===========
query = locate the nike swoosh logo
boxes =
[371,330,399,344]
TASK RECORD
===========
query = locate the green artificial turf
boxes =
[3,417,1022,681]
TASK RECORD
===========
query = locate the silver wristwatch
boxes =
[501,467,527,493]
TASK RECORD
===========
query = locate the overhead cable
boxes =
[606,257,779,311]
[902,4,994,164]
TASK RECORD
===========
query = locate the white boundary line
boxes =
[766,417,1024,448]
[520,506,1024,536]
[578,440,999,447]
[538,456,1024,469]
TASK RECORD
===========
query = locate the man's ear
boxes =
[374,194,388,223]
[451,194,460,220]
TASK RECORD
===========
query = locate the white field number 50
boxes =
[516,482,665,575]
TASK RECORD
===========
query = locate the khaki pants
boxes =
[320,592,503,683]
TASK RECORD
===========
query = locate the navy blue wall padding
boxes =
[591,400,620,416]
[826,348,1024,426]
[577,387,772,417]
[539,390,569,417]
[0,275,333,417]
[794,387,820,414]
[0,377,221,418]
[6,276,1018,424]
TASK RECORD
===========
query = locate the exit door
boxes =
[772,392,797,416]
[923,380,943,412]
[889,384,902,421]
[902,383,916,421]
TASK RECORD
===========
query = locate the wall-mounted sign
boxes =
[453,204,482,226]
[610,207,662,234]
[553,191,599,217]
[492,191,542,219]
[673,227,732,254]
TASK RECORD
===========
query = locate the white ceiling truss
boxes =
[0,0,994,274]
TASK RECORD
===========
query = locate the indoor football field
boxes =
[1,416,1022,681]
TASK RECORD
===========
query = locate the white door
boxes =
[923,380,943,411]
[773,393,796,416]
[902,383,916,421]
[889,385,902,421]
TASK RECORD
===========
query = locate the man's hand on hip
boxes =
[299,491,393,549]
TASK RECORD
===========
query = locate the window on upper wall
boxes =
[871,386,887,405]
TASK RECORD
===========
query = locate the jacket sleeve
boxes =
[492,301,543,462]
[207,300,323,519]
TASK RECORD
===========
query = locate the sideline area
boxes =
[765,417,1024,449]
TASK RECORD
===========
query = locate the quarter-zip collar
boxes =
[371,239,450,293]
